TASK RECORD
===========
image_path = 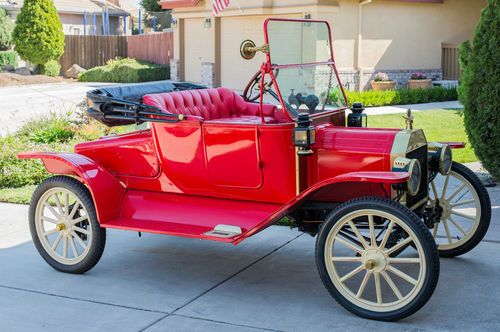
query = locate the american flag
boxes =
[212,0,230,16]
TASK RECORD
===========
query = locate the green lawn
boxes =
[368,109,476,163]
[0,185,36,205]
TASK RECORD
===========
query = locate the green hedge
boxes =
[79,58,169,83]
[38,59,61,77]
[0,50,18,69]
[343,87,458,107]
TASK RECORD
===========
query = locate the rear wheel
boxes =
[316,197,439,321]
[29,176,106,274]
[429,162,491,257]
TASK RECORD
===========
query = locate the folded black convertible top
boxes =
[86,81,206,127]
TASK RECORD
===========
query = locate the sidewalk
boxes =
[363,100,463,115]
[0,184,498,331]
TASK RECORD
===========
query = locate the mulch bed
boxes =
[0,73,74,87]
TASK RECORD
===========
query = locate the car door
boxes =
[203,123,263,189]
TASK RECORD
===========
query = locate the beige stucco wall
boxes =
[171,0,486,87]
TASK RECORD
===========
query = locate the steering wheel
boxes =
[243,69,279,103]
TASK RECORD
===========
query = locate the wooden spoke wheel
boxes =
[30,176,106,274]
[429,162,491,257]
[316,197,439,321]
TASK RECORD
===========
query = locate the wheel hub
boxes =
[361,249,387,273]
[56,217,72,236]
[440,200,452,219]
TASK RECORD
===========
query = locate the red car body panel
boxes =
[18,18,428,244]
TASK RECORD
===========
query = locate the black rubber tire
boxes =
[29,176,106,274]
[315,197,439,321]
[436,162,491,258]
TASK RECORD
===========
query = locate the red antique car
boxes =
[19,19,490,321]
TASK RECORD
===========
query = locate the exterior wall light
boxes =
[204,18,211,29]
[171,18,178,28]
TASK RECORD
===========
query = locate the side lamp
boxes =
[293,113,316,155]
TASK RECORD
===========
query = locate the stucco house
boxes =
[161,0,486,91]
[0,0,130,36]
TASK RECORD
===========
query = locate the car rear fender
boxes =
[18,152,125,224]
[233,171,410,244]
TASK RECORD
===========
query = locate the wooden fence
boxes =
[441,43,460,80]
[128,32,173,66]
[59,32,173,73]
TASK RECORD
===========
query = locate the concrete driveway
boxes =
[0,186,499,331]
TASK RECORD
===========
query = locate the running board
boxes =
[204,225,243,238]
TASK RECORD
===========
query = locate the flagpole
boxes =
[233,0,243,13]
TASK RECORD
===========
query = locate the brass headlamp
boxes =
[428,142,452,175]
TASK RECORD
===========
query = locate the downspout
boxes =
[357,0,372,91]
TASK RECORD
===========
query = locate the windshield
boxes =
[265,19,347,116]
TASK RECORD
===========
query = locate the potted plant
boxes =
[370,72,396,91]
[408,72,432,89]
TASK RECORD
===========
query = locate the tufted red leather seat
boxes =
[143,87,286,124]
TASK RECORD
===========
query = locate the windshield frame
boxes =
[262,18,349,121]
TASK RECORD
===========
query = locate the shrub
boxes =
[0,50,18,69]
[38,60,61,77]
[459,0,500,179]
[373,72,390,82]
[411,72,427,80]
[79,58,169,83]
[343,86,458,107]
[0,8,14,50]
[12,0,65,65]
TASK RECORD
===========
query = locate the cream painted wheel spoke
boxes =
[72,231,87,250]
[69,202,80,219]
[43,228,59,237]
[339,265,364,283]
[72,215,89,225]
[63,237,68,258]
[446,183,466,202]
[442,219,453,244]
[53,194,64,216]
[378,220,394,250]
[73,226,90,235]
[432,223,439,238]
[42,217,58,224]
[448,216,467,236]
[347,220,369,249]
[69,236,78,258]
[336,236,364,254]
[356,271,372,299]
[368,215,376,247]
[441,174,450,199]
[332,256,362,262]
[385,237,412,255]
[451,199,474,208]
[64,193,70,216]
[450,210,476,221]
[51,233,63,251]
[387,258,420,264]
[45,203,60,218]
[387,265,418,285]
[431,181,439,199]
[381,271,403,300]
[374,273,382,304]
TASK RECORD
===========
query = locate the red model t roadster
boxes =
[19,19,491,321]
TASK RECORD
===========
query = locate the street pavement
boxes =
[0,184,498,331]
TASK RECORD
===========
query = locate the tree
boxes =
[12,0,65,65]
[141,0,163,12]
[458,0,500,179]
[0,8,15,50]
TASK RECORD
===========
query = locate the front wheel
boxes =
[429,162,491,257]
[316,197,439,321]
[29,176,106,274]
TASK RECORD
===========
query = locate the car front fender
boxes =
[233,171,410,244]
[18,152,125,224]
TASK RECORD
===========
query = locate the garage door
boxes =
[184,18,214,83]
[220,15,300,90]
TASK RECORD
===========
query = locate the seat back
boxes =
[143,87,286,123]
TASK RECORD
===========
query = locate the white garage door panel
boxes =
[220,15,300,90]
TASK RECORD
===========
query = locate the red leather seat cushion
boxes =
[143,88,285,123]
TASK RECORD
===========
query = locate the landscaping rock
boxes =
[15,67,31,76]
[2,65,15,72]
[65,64,86,79]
